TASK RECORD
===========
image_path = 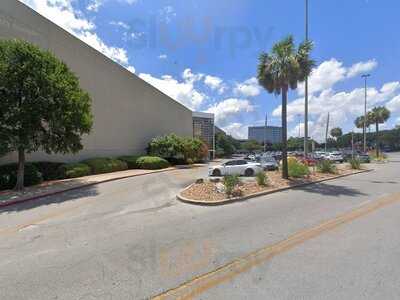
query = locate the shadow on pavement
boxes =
[0,185,99,214]
[295,182,367,197]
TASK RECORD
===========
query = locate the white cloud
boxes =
[126,65,136,73]
[222,123,248,139]
[139,72,206,110]
[273,81,400,141]
[298,59,346,95]
[298,59,378,96]
[86,0,138,12]
[387,95,400,112]
[21,0,131,66]
[182,68,204,83]
[204,75,225,94]
[159,5,176,23]
[158,54,168,60]
[206,98,255,125]
[109,21,130,30]
[347,59,378,78]
[234,77,261,97]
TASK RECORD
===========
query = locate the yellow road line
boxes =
[153,192,400,300]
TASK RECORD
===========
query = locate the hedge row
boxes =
[0,155,170,191]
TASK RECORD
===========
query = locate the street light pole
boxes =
[264,112,268,153]
[362,74,370,153]
[304,0,309,157]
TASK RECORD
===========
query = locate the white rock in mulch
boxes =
[215,182,225,194]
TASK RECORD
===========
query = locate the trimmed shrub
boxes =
[82,158,128,174]
[0,163,43,190]
[223,175,240,196]
[349,158,361,170]
[58,163,91,179]
[256,171,268,186]
[288,160,310,178]
[32,161,65,181]
[317,160,337,174]
[118,156,140,169]
[147,134,208,163]
[136,156,170,170]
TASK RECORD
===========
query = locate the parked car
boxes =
[209,160,263,177]
[326,151,344,163]
[356,153,371,163]
[256,156,279,171]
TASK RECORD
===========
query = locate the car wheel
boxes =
[212,169,222,177]
[244,168,254,177]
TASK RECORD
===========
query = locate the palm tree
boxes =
[257,36,314,179]
[368,106,391,157]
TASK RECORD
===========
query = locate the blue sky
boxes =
[22,0,400,140]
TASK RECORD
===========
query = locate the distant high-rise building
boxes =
[248,126,282,144]
[192,112,215,158]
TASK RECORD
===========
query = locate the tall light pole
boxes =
[304,0,309,157]
[264,112,268,153]
[362,74,370,153]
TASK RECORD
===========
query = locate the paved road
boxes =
[0,154,400,299]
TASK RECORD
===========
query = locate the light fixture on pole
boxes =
[304,0,309,157]
[361,74,371,153]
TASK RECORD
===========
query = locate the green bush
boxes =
[147,134,208,163]
[288,160,310,178]
[223,175,240,196]
[256,171,268,186]
[349,158,361,170]
[136,156,170,170]
[0,163,43,190]
[82,158,128,174]
[118,156,141,169]
[32,161,65,181]
[317,160,337,174]
[58,163,91,179]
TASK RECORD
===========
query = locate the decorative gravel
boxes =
[181,166,362,203]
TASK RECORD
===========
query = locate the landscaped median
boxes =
[177,164,371,205]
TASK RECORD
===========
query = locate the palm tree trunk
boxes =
[14,147,25,191]
[375,122,379,158]
[281,87,289,179]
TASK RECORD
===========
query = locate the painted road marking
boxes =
[152,192,400,300]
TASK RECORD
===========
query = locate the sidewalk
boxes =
[0,164,205,207]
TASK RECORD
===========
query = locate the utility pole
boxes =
[304,0,309,157]
[351,131,354,159]
[264,112,268,153]
[325,113,330,153]
[362,74,370,153]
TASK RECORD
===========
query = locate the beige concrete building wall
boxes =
[0,0,193,163]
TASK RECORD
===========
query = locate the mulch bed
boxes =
[181,166,361,203]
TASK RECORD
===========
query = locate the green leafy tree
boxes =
[368,106,391,157]
[241,140,263,153]
[215,133,236,157]
[330,127,343,139]
[0,39,93,190]
[257,36,314,179]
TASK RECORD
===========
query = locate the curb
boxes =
[177,169,371,206]
[0,165,205,209]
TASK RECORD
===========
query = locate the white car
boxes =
[326,152,344,163]
[209,160,263,177]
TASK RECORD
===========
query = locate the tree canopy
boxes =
[330,127,343,139]
[257,35,314,179]
[0,39,93,189]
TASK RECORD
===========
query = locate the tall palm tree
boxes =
[368,106,391,157]
[257,36,314,179]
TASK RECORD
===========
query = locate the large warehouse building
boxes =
[0,0,194,163]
